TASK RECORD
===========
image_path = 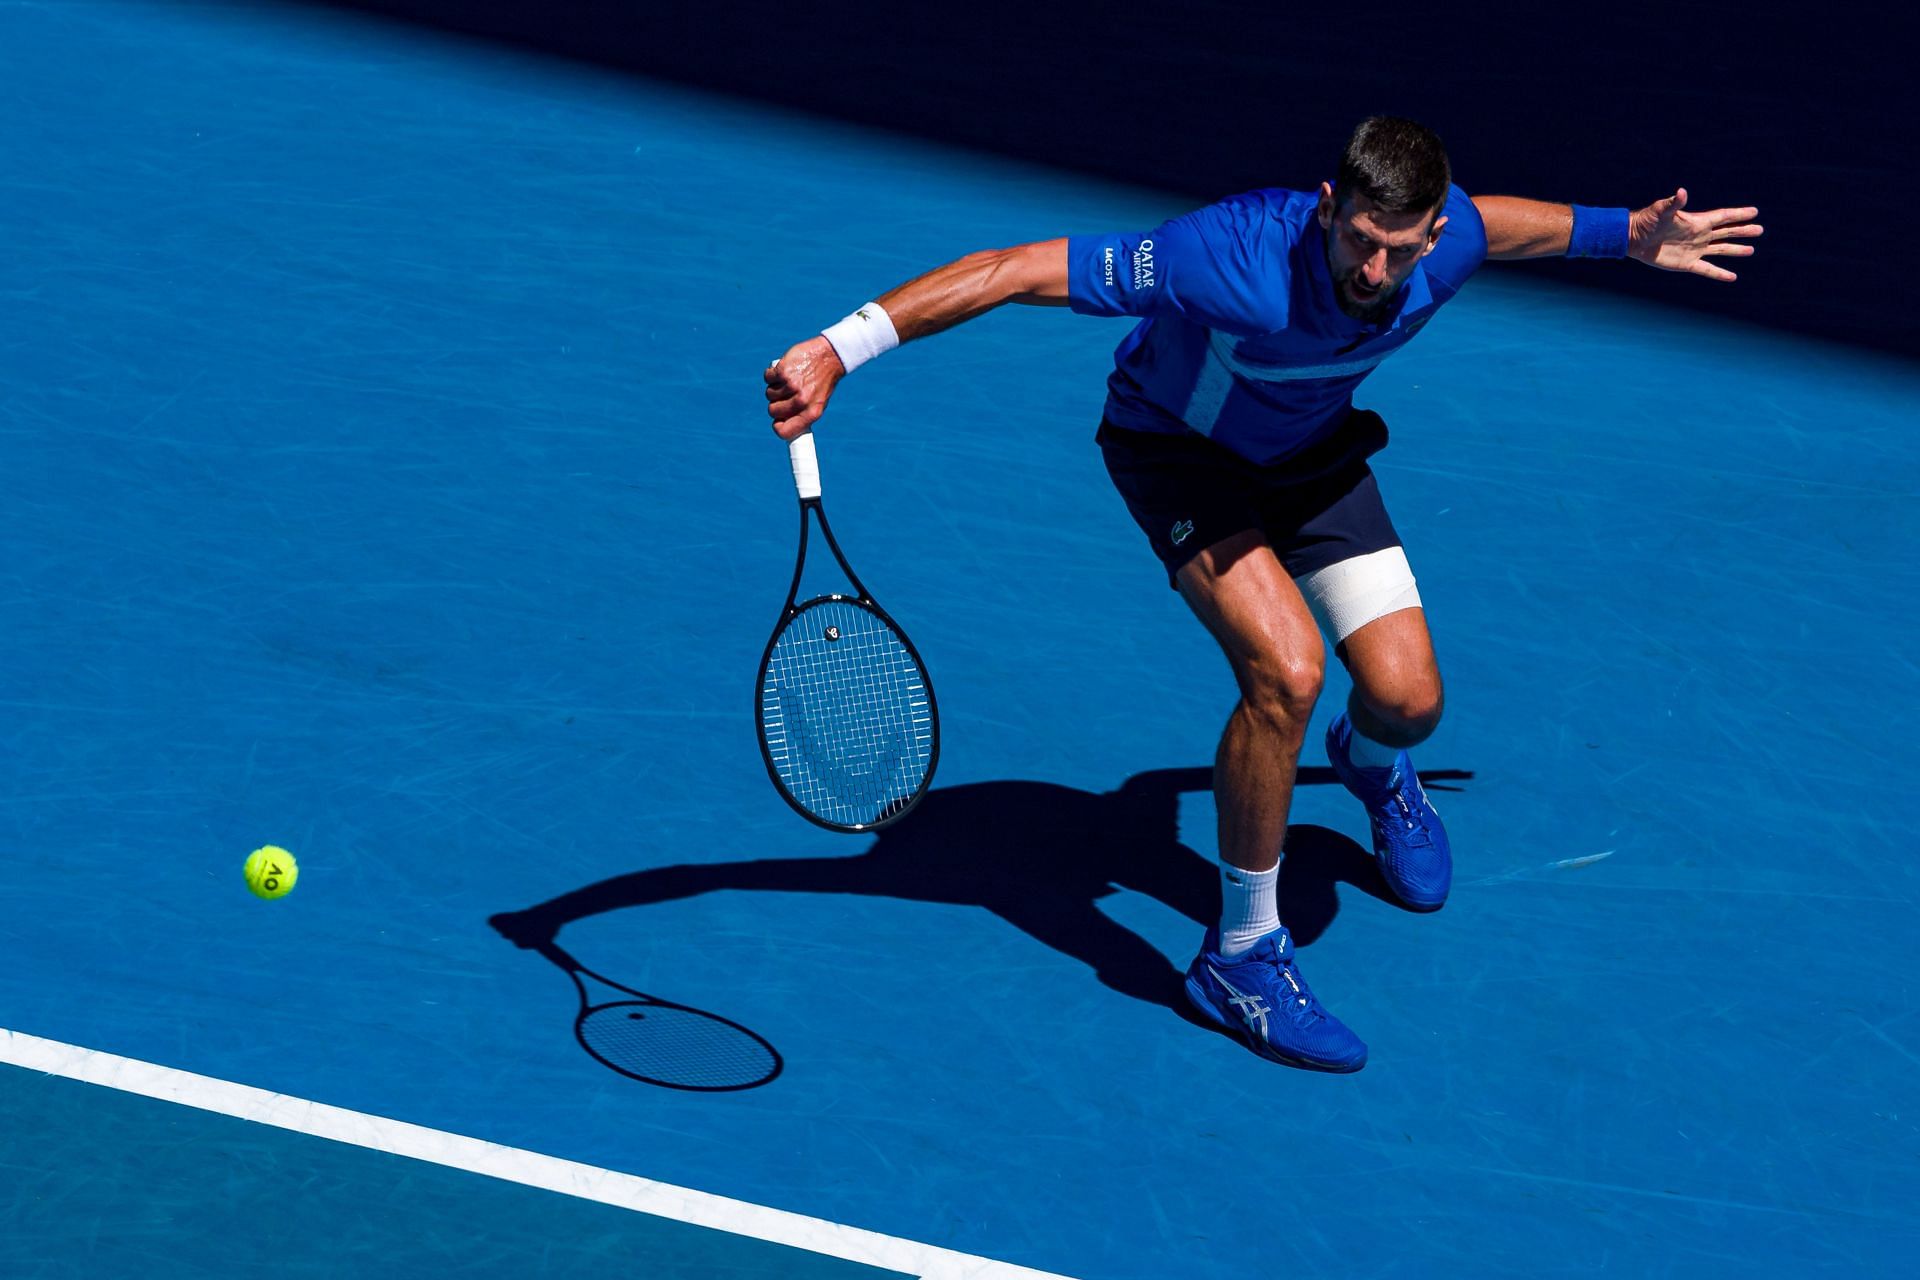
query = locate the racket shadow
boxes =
[490,765,1474,1018]
[528,939,784,1092]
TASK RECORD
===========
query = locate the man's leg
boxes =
[1337,604,1443,749]
[1175,530,1325,884]
[1321,598,1454,909]
[1279,455,1454,911]
[1173,530,1367,1072]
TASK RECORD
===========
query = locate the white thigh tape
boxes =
[1295,546,1421,642]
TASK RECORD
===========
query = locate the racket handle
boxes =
[787,431,822,501]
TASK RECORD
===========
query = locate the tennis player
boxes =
[764,116,1760,1071]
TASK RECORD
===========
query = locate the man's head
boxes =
[1317,116,1452,321]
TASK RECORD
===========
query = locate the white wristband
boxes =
[820,302,900,374]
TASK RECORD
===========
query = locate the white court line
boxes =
[1,1028,1075,1280]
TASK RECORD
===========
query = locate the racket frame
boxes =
[755,434,940,834]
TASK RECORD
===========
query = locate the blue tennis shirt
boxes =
[1067,185,1487,465]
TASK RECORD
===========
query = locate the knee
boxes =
[1359,675,1444,746]
[1238,646,1326,728]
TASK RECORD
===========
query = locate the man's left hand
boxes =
[1629,188,1764,282]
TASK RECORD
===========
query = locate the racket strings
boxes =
[579,1004,780,1089]
[761,600,933,828]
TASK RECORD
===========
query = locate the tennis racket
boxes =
[756,430,938,833]
[534,940,782,1091]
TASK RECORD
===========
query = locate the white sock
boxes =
[1218,861,1280,958]
[1346,723,1403,771]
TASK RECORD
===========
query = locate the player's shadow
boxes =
[491,765,1471,1015]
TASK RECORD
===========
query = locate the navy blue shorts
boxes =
[1097,410,1403,588]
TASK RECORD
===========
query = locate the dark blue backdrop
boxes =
[298,0,1913,358]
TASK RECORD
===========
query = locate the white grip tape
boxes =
[787,431,821,501]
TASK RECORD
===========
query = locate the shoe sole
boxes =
[1182,976,1367,1073]
[1383,877,1447,913]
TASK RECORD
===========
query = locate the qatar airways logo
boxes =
[1132,238,1155,290]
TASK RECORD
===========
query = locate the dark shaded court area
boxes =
[305,0,1914,357]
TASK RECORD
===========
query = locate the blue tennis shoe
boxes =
[1326,711,1452,911]
[1183,928,1367,1072]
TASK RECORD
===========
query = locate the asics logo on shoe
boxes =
[1207,965,1272,1038]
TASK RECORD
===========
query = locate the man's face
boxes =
[1316,182,1447,322]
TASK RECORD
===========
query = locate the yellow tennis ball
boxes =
[243,846,299,900]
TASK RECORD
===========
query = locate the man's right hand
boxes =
[764,336,846,440]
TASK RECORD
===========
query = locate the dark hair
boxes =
[1336,116,1451,219]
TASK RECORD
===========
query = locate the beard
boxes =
[1325,240,1396,323]
[1333,272,1394,322]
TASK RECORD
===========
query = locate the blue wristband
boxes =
[1568,205,1631,259]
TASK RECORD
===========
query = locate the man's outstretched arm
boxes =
[764,238,1069,440]
[1472,189,1763,281]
